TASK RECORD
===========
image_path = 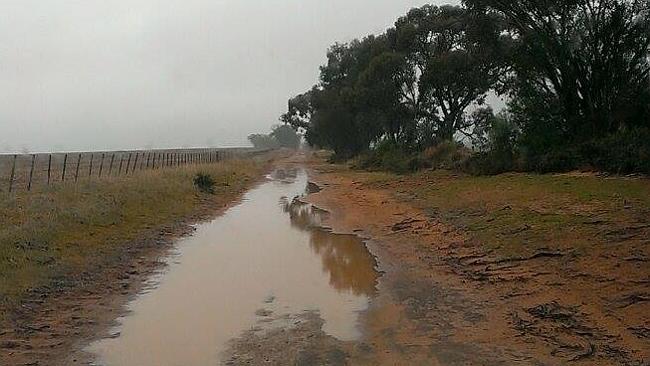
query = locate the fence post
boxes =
[74,153,81,183]
[88,154,94,178]
[47,154,52,185]
[8,154,17,193]
[62,154,68,182]
[125,153,132,174]
[152,153,157,169]
[132,153,139,174]
[118,154,124,175]
[27,154,36,191]
[109,154,115,176]
[146,153,151,169]
[99,153,105,178]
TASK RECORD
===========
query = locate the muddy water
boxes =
[87,168,377,366]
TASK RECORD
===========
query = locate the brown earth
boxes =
[224,153,648,365]
[304,154,649,365]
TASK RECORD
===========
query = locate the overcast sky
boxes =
[0,0,460,153]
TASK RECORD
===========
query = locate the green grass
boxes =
[0,159,267,317]
[359,169,650,257]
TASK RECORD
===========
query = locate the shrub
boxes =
[421,141,472,170]
[579,128,650,174]
[356,141,418,174]
[193,173,216,194]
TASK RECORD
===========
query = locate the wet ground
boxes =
[86,168,378,365]
[5,153,646,365]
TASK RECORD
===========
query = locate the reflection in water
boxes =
[86,168,378,366]
[270,167,298,182]
[283,198,377,296]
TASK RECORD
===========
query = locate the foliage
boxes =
[249,125,301,150]
[356,141,419,174]
[579,128,650,174]
[420,141,472,170]
[282,1,650,175]
[270,124,301,149]
[193,173,216,194]
[466,0,650,148]
[281,6,507,157]
[248,134,279,150]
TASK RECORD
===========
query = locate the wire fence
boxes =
[0,148,258,193]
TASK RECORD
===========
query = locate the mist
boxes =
[0,0,460,153]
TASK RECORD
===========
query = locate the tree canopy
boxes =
[280,1,650,173]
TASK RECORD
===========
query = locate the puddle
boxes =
[86,168,378,366]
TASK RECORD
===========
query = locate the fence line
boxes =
[1,148,261,193]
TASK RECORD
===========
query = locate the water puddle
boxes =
[86,168,377,366]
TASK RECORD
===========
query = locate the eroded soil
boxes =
[225,153,649,365]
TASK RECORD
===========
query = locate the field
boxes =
[0,148,255,193]
[0,154,271,320]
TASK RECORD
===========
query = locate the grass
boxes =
[356,169,650,258]
[0,159,268,318]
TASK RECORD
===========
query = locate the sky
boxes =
[0,0,460,153]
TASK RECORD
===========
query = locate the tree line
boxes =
[280,0,650,174]
[249,124,301,150]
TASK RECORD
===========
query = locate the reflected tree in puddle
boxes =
[281,196,377,296]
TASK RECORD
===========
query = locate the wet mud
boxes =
[86,167,378,365]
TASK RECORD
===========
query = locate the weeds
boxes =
[193,173,216,194]
[0,159,265,319]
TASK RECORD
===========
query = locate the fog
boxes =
[0,0,463,153]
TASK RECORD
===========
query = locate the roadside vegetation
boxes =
[0,159,268,320]
[248,124,301,150]
[281,0,650,175]
[359,168,650,256]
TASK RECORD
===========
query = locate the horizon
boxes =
[0,0,459,154]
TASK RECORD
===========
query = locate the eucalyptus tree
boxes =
[464,0,650,150]
[388,5,507,145]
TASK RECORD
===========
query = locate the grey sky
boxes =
[0,0,459,153]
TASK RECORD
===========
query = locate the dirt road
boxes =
[225,153,648,365]
[2,152,648,365]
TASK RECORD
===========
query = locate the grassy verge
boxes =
[0,158,268,318]
[349,168,650,258]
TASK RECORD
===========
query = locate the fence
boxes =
[0,148,254,193]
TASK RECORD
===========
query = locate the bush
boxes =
[521,149,578,174]
[193,173,216,194]
[517,128,650,175]
[420,141,472,170]
[579,128,650,174]
[356,141,418,174]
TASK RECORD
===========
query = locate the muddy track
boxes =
[2,152,648,365]
[297,158,649,365]
[222,153,648,365]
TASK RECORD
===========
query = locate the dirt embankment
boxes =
[225,154,648,365]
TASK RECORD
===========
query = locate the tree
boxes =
[280,90,314,131]
[270,124,301,149]
[465,0,650,146]
[248,134,279,150]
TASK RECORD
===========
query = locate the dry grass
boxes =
[356,169,650,257]
[0,159,268,317]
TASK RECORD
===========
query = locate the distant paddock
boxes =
[0,148,265,193]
